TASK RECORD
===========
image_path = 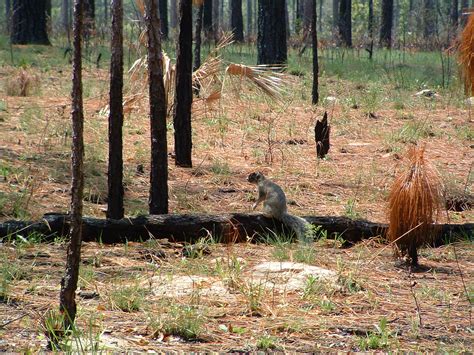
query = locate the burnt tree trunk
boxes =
[173,0,193,167]
[332,0,339,30]
[338,0,352,47]
[10,0,51,45]
[147,0,169,214]
[311,0,319,105]
[318,0,323,32]
[231,0,244,42]
[193,2,204,93]
[257,0,287,65]
[451,0,459,28]
[203,0,213,40]
[246,0,252,39]
[380,0,393,48]
[6,0,11,33]
[159,0,168,39]
[367,0,374,58]
[61,0,70,35]
[84,0,95,37]
[213,0,220,34]
[2,213,472,247]
[107,0,124,220]
[59,0,84,330]
[315,112,330,158]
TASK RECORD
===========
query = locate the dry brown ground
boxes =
[0,63,473,351]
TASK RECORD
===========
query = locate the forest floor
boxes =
[0,42,473,351]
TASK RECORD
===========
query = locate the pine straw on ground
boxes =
[0,239,472,352]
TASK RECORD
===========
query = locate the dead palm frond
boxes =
[459,12,474,95]
[224,63,289,103]
[387,145,443,266]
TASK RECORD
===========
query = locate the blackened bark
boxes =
[84,0,95,37]
[338,0,352,47]
[61,0,70,34]
[59,0,84,329]
[170,0,177,28]
[10,0,51,45]
[380,0,393,48]
[231,0,244,42]
[213,0,220,33]
[146,0,169,214]
[107,0,124,220]
[159,0,168,39]
[173,0,193,167]
[6,0,11,33]
[257,0,287,65]
[246,0,252,39]
[311,0,319,105]
[423,0,435,40]
[203,0,213,40]
[303,0,312,35]
[194,4,203,72]
[368,0,374,58]
[315,112,330,158]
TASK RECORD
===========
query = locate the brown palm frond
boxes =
[224,63,289,102]
[459,13,474,95]
[387,145,443,265]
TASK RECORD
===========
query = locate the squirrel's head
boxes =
[247,172,265,184]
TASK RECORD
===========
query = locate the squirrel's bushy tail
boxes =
[280,213,313,243]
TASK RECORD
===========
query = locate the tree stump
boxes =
[315,111,330,158]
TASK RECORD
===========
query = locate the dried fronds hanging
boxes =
[224,64,289,103]
[459,12,474,95]
[387,145,443,266]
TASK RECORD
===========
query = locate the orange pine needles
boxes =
[387,146,443,266]
[459,12,474,95]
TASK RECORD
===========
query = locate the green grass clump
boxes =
[150,304,206,340]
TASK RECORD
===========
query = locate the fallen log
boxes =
[0,213,472,245]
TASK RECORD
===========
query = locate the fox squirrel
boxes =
[247,172,312,242]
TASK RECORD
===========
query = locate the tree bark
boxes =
[6,0,11,33]
[257,0,287,65]
[380,0,393,48]
[173,0,193,167]
[423,0,436,41]
[203,0,214,40]
[59,0,84,330]
[61,0,70,34]
[10,0,51,45]
[318,0,323,32]
[170,0,177,28]
[231,0,244,42]
[338,0,352,47]
[213,0,220,34]
[311,0,319,105]
[368,0,374,58]
[332,0,339,30]
[159,0,168,39]
[451,0,459,28]
[107,0,124,220]
[246,0,252,39]
[2,213,472,247]
[146,0,169,214]
[193,4,204,72]
[315,112,330,157]
[84,0,95,37]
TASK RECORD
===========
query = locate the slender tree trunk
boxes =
[194,4,204,72]
[318,0,323,32]
[338,0,352,47]
[83,0,95,38]
[61,0,70,34]
[170,0,177,28]
[213,0,220,34]
[146,0,169,214]
[159,0,168,39]
[257,0,287,65]
[231,0,244,41]
[380,0,394,48]
[368,0,374,58]
[303,0,312,35]
[246,0,252,39]
[203,0,213,40]
[59,0,84,330]
[285,0,290,38]
[423,0,435,41]
[173,0,193,167]
[6,0,11,33]
[219,0,224,30]
[451,0,459,28]
[296,0,304,33]
[311,0,319,104]
[11,0,51,45]
[103,0,108,23]
[332,0,339,30]
[107,0,124,220]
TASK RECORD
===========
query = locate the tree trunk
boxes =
[107,0,124,220]
[173,0,193,167]
[10,0,51,45]
[219,0,225,30]
[231,0,244,41]
[203,0,213,40]
[332,0,339,30]
[311,0,319,105]
[6,0,11,33]
[257,0,287,65]
[451,0,459,28]
[380,0,393,48]
[147,0,169,214]
[315,112,330,157]
[296,0,304,33]
[318,0,323,32]
[368,0,374,58]
[423,0,436,41]
[2,213,472,247]
[338,0,352,47]
[213,0,220,34]
[285,0,290,38]
[59,0,84,330]
[170,0,177,28]
[246,0,252,39]
[303,0,312,35]
[61,0,70,34]
[103,0,108,23]
[159,0,168,39]
[194,4,204,72]
[461,0,468,26]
